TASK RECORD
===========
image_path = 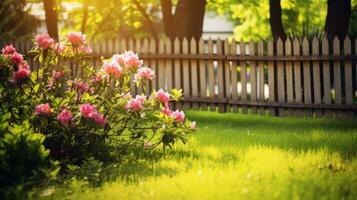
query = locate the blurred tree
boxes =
[161,0,206,40]
[43,0,59,40]
[207,0,329,41]
[349,0,357,38]
[269,0,286,40]
[325,0,351,40]
[0,0,39,41]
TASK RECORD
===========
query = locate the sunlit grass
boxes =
[43,111,357,200]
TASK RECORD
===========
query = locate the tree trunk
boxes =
[80,3,88,34]
[325,0,351,40]
[269,0,286,41]
[161,0,206,40]
[43,0,59,41]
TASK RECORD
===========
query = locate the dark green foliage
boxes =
[0,0,40,41]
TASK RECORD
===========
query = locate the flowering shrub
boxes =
[0,33,195,164]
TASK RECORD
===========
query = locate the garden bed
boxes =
[40,111,357,200]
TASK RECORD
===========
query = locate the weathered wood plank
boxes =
[224,39,231,112]
[240,40,248,113]
[158,39,165,90]
[217,39,226,112]
[249,40,257,114]
[149,38,157,91]
[277,38,285,116]
[199,38,207,110]
[230,40,239,112]
[285,39,294,116]
[343,36,354,117]
[182,38,191,109]
[333,37,342,118]
[293,39,302,117]
[322,36,332,117]
[303,37,312,117]
[267,40,276,116]
[312,37,322,117]
[208,38,216,111]
[174,38,182,109]
[258,41,265,115]
[190,38,199,109]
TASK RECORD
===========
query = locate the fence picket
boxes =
[240,40,248,113]
[312,37,322,117]
[321,36,332,117]
[277,38,285,116]
[303,37,312,117]
[142,38,150,96]
[293,39,302,116]
[182,38,191,109]
[149,38,157,91]
[258,41,265,115]
[199,38,207,110]
[285,39,294,116]
[343,37,354,117]
[174,38,182,109]
[333,37,342,118]
[249,40,257,114]
[224,39,231,112]
[208,38,216,111]
[158,39,165,90]
[217,39,225,112]
[230,40,238,112]
[267,40,275,116]
[190,38,199,109]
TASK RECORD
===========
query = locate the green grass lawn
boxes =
[43,111,357,200]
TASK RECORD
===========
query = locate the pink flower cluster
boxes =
[161,106,186,123]
[67,32,86,47]
[1,45,31,82]
[73,81,91,94]
[57,109,73,127]
[112,51,143,71]
[80,103,107,127]
[155,89,170,104]
[35,103,52,116]
[102,60,123,79]
[126,95,146,112]
[53,70,65,79]
[35,33,55,49]
[134,67,155,82]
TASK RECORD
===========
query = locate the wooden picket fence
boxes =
[5,36,357,118]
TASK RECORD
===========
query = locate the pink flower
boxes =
[92,73,105,83]
[135,67,155,82]
[13,68,31,82]
[52,70,65,79]
[74,81,91,93]
[155,89,170,104]
[54,43,65,54]
[57,109,73,127]
[126,95,146,112]
[11,52,23,65]
[123,51,143,70]
[78,46,92,54]
[190,121,196,129]
[80,103,96,118]
[67,32,86,47]
[161,106,172,116]
[35,103,51,116]
[171,110,185,123]
[102,60,123,78]
[144,142,152,149]
[1,45,16,55]
[35,33,54,49]
[112,51,143,70]
[88,112,107,127]
[18,62,29,70]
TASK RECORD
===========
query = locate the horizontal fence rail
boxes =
[3,36,357,118]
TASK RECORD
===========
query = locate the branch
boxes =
[132,0,159,41]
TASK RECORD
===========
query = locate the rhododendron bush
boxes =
[0,32,195,164]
